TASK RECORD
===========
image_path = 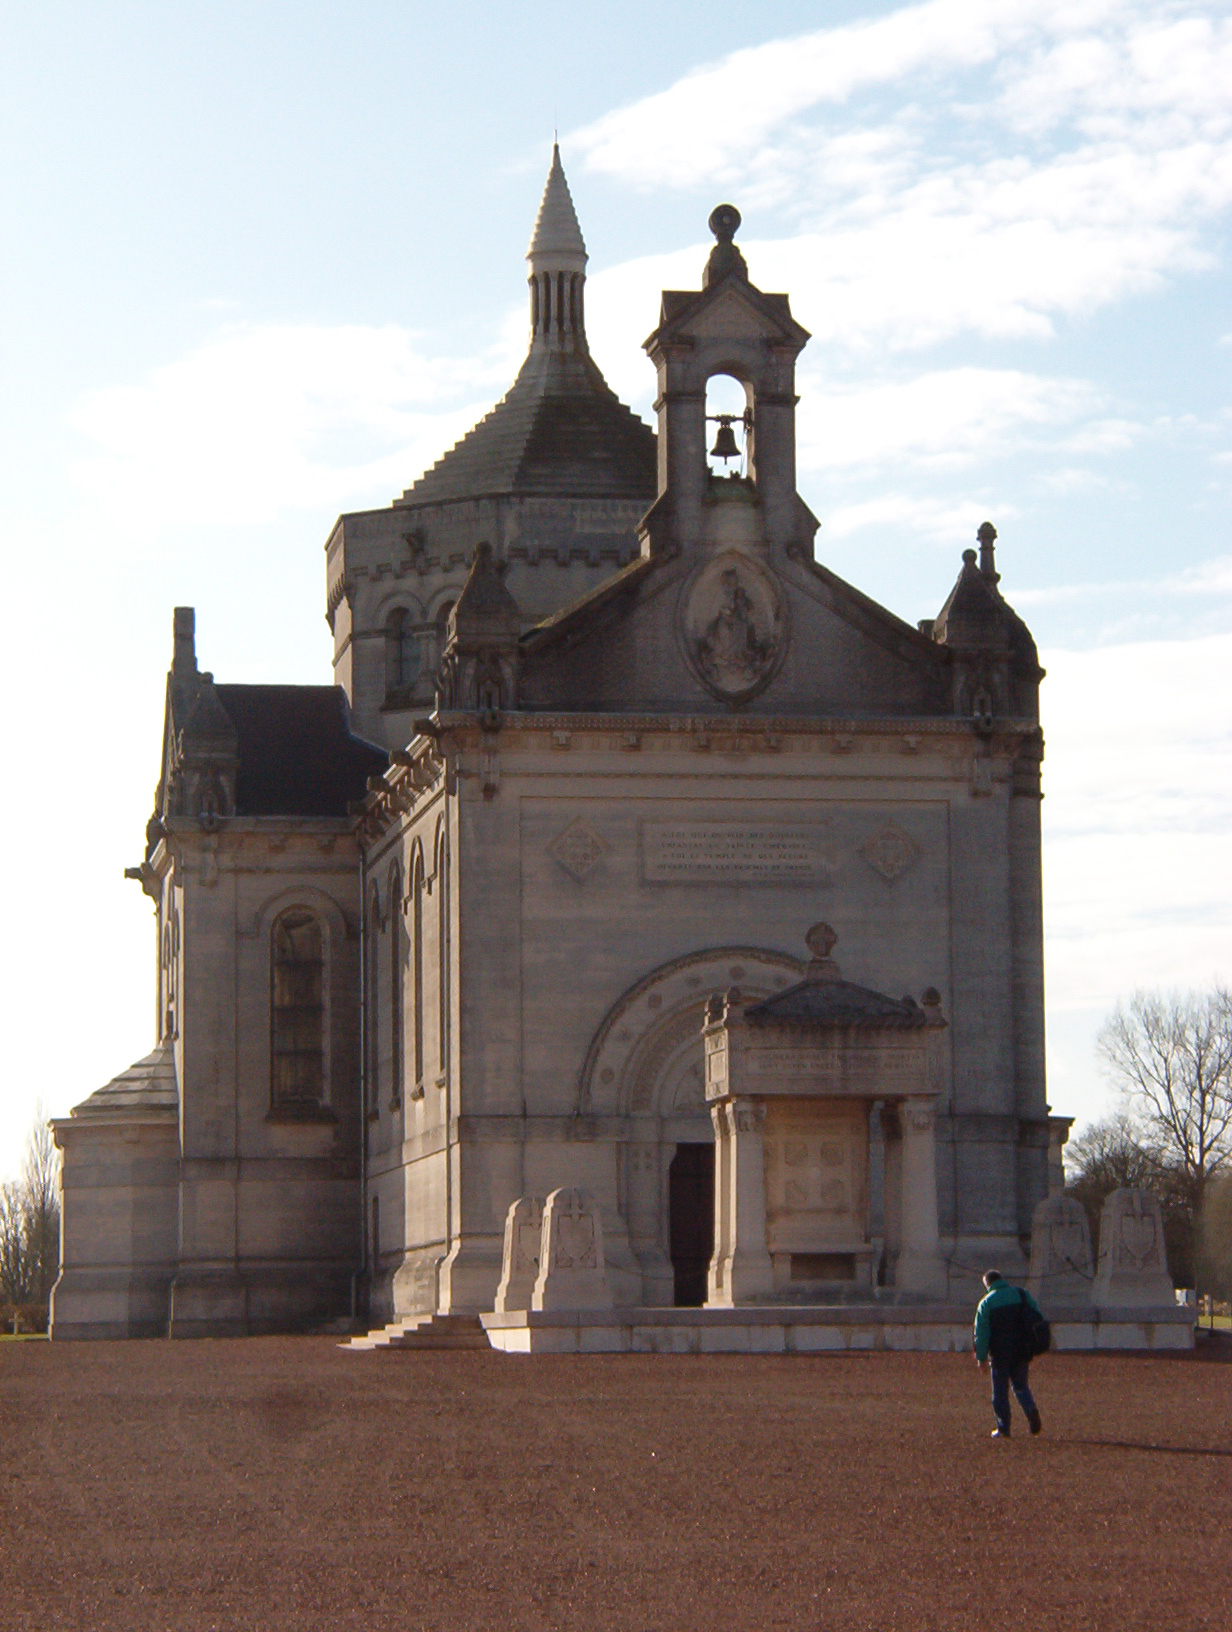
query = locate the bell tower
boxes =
[642,205,812,561]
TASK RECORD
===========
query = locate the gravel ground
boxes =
[1,1335,1230,1631]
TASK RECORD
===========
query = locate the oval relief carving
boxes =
[679,550,785,704]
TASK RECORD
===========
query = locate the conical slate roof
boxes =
[71,1042,179,1118]
[527,144,587,273]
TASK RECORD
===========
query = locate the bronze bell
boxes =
[710,416,740,462]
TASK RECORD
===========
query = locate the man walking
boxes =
[973,1270,1044,1439]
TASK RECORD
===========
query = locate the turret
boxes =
[641,206,813,560]
[932,523,1043,724]
[526,143,588,353]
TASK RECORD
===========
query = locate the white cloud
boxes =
[574,0,1103,186]
[1040,629,1232,1122]
[1015,552,1232,606]
[571,2,1232,353]
[68,324,513,535]
[823,493,1006,541]
[796,366,1101,473]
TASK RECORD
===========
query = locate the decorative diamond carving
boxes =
[548,819,610,882]
[860,826,920,882]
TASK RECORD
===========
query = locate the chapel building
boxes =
[50,150,1066,1339]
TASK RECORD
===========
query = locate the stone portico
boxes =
[703,924,948,1307]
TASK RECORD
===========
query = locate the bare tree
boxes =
[1098,987,1232,1216]
[1065,1111,1193,1283]
[1064,1112,1161,1193]
[1202,1173,1232,1302]
[0,1106,61,1314]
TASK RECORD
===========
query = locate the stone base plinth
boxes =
[481,1302,1196,1355]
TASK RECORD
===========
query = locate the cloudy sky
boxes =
[1,0,1229,1173]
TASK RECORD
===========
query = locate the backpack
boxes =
[1017,1288,1051,1358]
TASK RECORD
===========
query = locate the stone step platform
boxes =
[481,1303,1196,1355]
[341,1313,489,1352]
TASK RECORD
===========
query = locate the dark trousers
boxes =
[990,1358,1037,1432]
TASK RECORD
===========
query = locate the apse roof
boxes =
[71,1041,179,1118]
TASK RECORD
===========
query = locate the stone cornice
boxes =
[353,736,448,843]
[432,709,1041,755]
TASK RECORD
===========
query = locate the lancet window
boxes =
[389,866,403,1107]
[436,823,449,1081]
[270,909,324,1108]
[411,846,425,1093]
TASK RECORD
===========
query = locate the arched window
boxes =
[271,909,324,1107]
[411,847,425,1092]
[436,824,449,1080]
[389,866,404,1107]
[385,609,421,701]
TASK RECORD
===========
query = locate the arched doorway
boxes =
[576,944,805,1305]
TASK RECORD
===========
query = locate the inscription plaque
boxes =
[641,822,830,885]
[708,1044,929,1100]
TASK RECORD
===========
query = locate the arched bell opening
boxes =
[704,371,754,483]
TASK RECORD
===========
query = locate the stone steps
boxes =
[341,1313,490,1352]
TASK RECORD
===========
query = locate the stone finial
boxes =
[530,1187,614,1312]
[173,606,197,676]
[977,521,999,584]
[494,1195,546,1313]
[920,987,946,1027]
[703,202,749,288]
[803,922,840,983]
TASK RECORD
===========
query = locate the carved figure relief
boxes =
[860,826,920,883]
[680,551,783,703]
[548,819,610,882]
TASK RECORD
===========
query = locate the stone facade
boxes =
[52,153,1066,1339]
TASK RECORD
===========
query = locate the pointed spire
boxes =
[527,143,587,275]
[526,145,588,352]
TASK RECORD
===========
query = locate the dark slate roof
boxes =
[747,978,927,1031]
[214,685,388,817]
[400,347,656,506]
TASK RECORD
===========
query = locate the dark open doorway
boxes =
[668,1142,715,1307]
